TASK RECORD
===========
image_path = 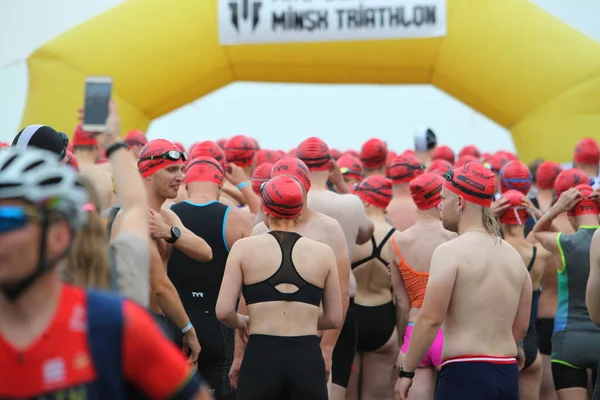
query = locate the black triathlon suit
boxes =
[168,200,235,400]
[523,246,540,370]
[237,231,327,400]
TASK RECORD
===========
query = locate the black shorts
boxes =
[536,318,554,356]
[332,301,357,388]
[237,334,327,400]
[551,330,600,390]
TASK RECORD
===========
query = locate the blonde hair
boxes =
[483,206,501,237]
[64,176,110,289]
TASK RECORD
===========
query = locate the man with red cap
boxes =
[123,129,148,158]
[360,138,388,177]
[71,123,116,210]
[222,135,260,210]
[572,138,600,189]
[386,153,425,231]
[229,157,352,398]
[168,156,252,400]
[532,170,600,399]
[295,137,374,400]
[120,138,213,365]
[337,153,364,192]
[397,162,531,400]
[390,173,455,399]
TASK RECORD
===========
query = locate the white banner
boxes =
[218,0,447,45]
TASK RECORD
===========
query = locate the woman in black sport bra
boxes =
[216,175,343,400]
[347,175,398,400]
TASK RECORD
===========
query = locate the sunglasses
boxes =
[339,166,363,177]
[0,205,42,233]
[444,170,495,201]
[138,150,187,164]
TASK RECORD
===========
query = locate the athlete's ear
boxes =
[456,195,466,214]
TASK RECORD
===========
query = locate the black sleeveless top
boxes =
[351,228,395,270]
[167,200,231,311]
[243,231,323,307]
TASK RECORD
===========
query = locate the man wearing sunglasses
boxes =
[0,147,211,400]
[397,162,531,400]
[113,139,213,366]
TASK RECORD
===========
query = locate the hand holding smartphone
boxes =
[83,76,112,133]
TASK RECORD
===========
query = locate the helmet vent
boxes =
[24,160,45,172]
[39,177,63,186]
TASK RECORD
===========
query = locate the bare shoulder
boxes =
[252,222,269,236]
[318,212,344,233]
[228,205,252,223]
[297,236,335,259]
[230,235,264,253]
[343,192,366,210]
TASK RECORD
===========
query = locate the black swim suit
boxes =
[351,228,395,270]
[332,298,357,388]
[354,301,396,352]
[536,318,554,356]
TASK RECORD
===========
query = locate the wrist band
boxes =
[237,181,249,190]
[105,141,129,159]
[181,322,193,333]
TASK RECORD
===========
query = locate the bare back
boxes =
[352,218,395,306]
[504,237,550,291]
[78,165,115,210]
[241,234,331,336]
[441,234,529,360]
[386,197,418,232]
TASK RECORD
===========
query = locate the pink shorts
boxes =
[401,322,444,368]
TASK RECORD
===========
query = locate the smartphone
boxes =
[83,76,112,132]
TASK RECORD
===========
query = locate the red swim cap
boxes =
[224,135,257,167]
[65,150,79,171]
[427,159,454,176]
[574,138,600,165]
[138,139,186,178]
[330,148,342,160]
[387,154,425,184]
[401,149,416,157]
[251,162,274,194]
[459,145,481,159]
[536,161,563,190]
[444,162,496,207]
[338,154,364,181]
[410,173,444,211]
[173,142,186,152]
[554,168,591,198]
[355,175,392,209]
[296,137,331,171]
[570,184,600,217]
[217,139,227,149]
[190,141,226,168]
[271,157,311,192]
[498,190,528,225]
[499,160,532,194]
[360,138,388,169]
[261,176,304,219]
[255,149,280,166]
[185,156,224,186]
[432,145,455,165]
[124,130,147,147]
[480,152,492,163]
[72,124,98,147]
[487,152,508,173]
[456,155,478,168]
[343,150,361,159]
[501,151,518,161]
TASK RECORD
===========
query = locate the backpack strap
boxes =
[87,290,125,400]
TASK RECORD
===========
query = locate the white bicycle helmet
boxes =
[0,147,88,230]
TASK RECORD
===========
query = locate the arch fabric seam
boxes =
[428,0,459,83]
[28,49,142,118]
[510,67,600,129]
[211,0,237,82]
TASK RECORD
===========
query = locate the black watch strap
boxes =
[105,142,129,159]
[398,367,415,379]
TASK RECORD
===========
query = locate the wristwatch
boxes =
[398,367,415,379]
[165,226,181,244]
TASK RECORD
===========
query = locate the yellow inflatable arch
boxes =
[21,0,600,163]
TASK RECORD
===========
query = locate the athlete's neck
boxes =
[73,150,98,166]
[146,189,166,212]
[365,167,385,177]
[537,188,553,200]
[500,224,525,241]
[269,218,299,231]
[309,171,329,190]
[575,215,600,228]
[0,274,62,327]
[392,183,410,197]
[241,166,253,179]
[366,206,386,219]
[415,208,441,223]
[578,164,599,179]
[187,182,220,203]
[457,207,493,236]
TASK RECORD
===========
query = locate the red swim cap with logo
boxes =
[574,138,600,165]
[224,135,257,167]
[296,137,331,171]
[360,138,388,169]
[190,140,226,168]
[487,152,508,173]
[271,157,311,192]
[459,145,481,159]
[387,154,425,184]
[456,155,478,168]
[138,139,186,178]
[255,149,280,166]
[427,159,453,176]
[355,175,392,209]
[498,190,528,225]
[338,154,364,181]
[569,184,600,217]
[410,172,444,210]
[536,161,563,190]
[443,162,496,207]
[261,176,304,219]
[554,168,591,198]
[173,142,186,152]
[499,160,532,195]
[185,156,224,187]
[251,162,274,194]
[124,130,148,147]
[432,145,455,165]
[343,150,361,159]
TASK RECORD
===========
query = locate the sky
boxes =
[1,0,599,153]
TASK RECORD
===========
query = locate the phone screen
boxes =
[83,80,112,129]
